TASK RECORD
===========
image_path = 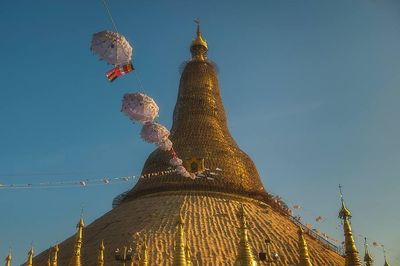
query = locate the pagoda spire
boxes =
[338,185,362,266]
[235,204,257,266]
[47,250,51,266]
[383,247,390,266]
[97,240,105,266]
[297,226,312,266]
[68,217,84,266]
[26,246,34,266]
[51,244,59,266]
[190,19,208,61]
[4,250,11,266]
[363,238,373,266]
[172,214,188,266]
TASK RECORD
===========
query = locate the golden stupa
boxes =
[31,25,349,265]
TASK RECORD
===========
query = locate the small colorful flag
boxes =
[106,63,134,82]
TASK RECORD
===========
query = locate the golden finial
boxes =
[190,19,208,60]
[47,250,51,266]
[26,246,34,266]
[338,185,362,266]
[383,246,390,266]
[297,226,312,266]
[172,213,187,266]
[5,250,12,266]
[235,204,257,266]
[68,216,85,266]
[97,240,105,266]
[139,237,149,266]
[363,238,373,266]
[51,244,59,266]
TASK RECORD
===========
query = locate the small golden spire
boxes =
[172,213,187,266]
[139,237,149,266]
[338,185,362,266]
[383,246,390,266]
[297,226,312,266]
[68,217,85,266]
[26,246,34,266]
[235,204,257,266]
[51,244,59,266]
[190,19,208,61]
[4,250,11,266]
[97,240,105,266]
[47,250,51,266]
[363,238,373,266]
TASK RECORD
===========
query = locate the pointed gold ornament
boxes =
[298,226,312,266]
[172,214,188,266]
[68,217,84,266]
[338,185,362,266]
[26,246,34,266]
[97,240,105,266]
[51,244,59,266]
[4,251,11,266]
[235,204,257,266]
[363,238,373,266]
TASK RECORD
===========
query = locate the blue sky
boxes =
[0,0,399,264]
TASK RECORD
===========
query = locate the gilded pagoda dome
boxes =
[123,25,265,203]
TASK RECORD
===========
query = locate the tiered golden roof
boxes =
[235,204,257,266]
[298,226,313,266]
[68,217,84,266]
[338,186,362,266]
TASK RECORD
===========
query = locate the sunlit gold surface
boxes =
[139,238,149,266]
[33,192,345,265]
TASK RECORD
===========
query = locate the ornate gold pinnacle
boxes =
[5,251,12,266]
[68,217,84,266]
[172,214,188,266]
[298,226,312,266]
[235,204,257,266]
[363,238,373,266]
[338,185,362,266]
[51,244,59,266]
[26,247,34,266]
[97,240,105,266]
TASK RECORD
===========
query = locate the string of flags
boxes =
[0,167,223,190]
